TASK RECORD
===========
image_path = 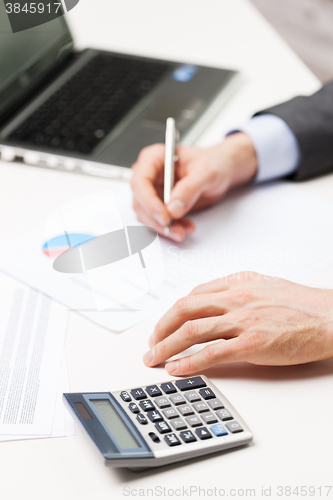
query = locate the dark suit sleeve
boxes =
[255,82,333,181]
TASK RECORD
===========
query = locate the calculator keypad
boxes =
[120,378,246,449]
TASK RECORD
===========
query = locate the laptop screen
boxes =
[0,3,73,120]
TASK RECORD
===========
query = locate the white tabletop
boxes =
[1,1,333,498]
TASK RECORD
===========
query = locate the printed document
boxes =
[0,272,70,437]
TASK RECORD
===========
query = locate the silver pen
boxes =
[164,117,178,236]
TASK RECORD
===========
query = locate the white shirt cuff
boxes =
[228,114,300,183]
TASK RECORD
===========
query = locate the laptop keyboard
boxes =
[9,53,171,155]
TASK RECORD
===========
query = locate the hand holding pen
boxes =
[131,123,257,242]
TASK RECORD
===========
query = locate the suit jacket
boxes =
[257,82,333,181]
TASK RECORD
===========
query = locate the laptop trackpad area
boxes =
[95,121,165,168]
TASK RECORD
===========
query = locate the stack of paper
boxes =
[0,272,74,441]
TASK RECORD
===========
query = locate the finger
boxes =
[134,199,194,243]
[131,144,170,227]
[167,167,214,219]
[149,293,230,348]
[144,315,239,367]
[165,337,248,375]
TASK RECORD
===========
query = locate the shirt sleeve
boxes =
[228,114,301,183]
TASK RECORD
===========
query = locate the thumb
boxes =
[167,168,212,219]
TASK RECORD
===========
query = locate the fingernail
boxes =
[185,224,195,235]
[153,212,167,227]
[169,228,183,242]
[167,199,185,218]
[166,360,179,374]
[148,333,155,348]
[143,347,155,366]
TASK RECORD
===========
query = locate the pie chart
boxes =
[43,234,94,259]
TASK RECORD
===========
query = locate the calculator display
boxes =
[90,399,140,449]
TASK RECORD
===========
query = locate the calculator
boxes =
[63,375,253,470]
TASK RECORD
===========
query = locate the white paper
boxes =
[0,355,75,442]
[0,273,68,436]
[1,182,333,331]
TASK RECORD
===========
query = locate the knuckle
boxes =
[202,344,218,364]
[180,321,198,341]
[228,288,254,303]
[242,329,263,350]
[175,297,189,314]
[153,321,164,341]
[180,355,195,375]
[155,340,167,360]
[190,284,204,295]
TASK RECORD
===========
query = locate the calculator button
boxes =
[160,382,177,394]
[155,421,172,434]
[192,401,209,413]
[155,397,171,409]
[210,424,228,437]
[216,409,233,421]
[136,413,148,425]
[199,388,216,400]
[180,430,197,444]
[131,388,147,400]
[146,385,162,397]
[225,421,243,433]
[128,403,140,414]
[208,398,224,411]
[120,391,131,402]
[201,412,218,425]
[185,415,203,427]
[185,391,201,403]
[171,418,187,431]
[195,427,212,440]
[139,400,155,412]
[175,377,206,391]
[178,404,194,417]
[147,410,163,423]
[148,432,160,443]
[164,433,181,447]
[162,408,179,419]
[169,394,186,406]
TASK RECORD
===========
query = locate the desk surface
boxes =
[1,1,333,499]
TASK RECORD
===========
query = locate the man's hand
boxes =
[143,273,333,375]
[131,132,257,242]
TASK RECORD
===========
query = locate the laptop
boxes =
[0,7,240,179]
